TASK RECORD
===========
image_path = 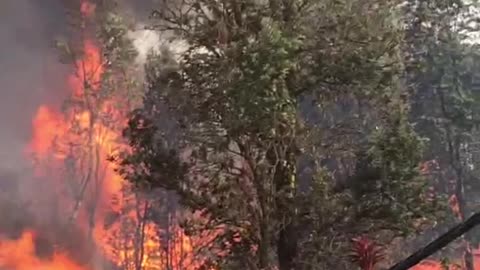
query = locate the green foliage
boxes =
[366,101,443,233]
[95,8,141,108]
[226,21,300,134]
[405,0,480,265]
[117,0,447,269]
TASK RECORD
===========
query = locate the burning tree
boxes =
[8,0,479,269]
[26,0,144,267]
[20,1,212,269]
[54,0,141,259]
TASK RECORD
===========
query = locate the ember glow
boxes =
[411,255,480,270]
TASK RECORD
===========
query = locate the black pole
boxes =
[388,212,480,270]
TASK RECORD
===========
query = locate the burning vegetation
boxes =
[0,1,204,270]
[3,0,480,270]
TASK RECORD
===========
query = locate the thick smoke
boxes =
[0,0,68,172]
[0,0,164,267]
[0,0,159,173]
[0,0,71,233]
[120,0,162,22]
[0,0,77,264]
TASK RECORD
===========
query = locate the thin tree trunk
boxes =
[134,199,149,270]
[275,149,298,270]
[388,212,480,270]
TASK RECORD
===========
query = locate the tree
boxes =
[117,0,443,269]
[405,0,480,268]
[51,0,144,267]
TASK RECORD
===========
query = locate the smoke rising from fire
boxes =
[0,0,69,173]
[0,0,161,171]
[0,0,170,269]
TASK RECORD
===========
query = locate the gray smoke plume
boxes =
[0,0,68,172]
[0,0,162,266]
[0,0,159,172]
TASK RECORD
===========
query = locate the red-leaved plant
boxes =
[349,235,385,270]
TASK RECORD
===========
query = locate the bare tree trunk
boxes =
[167,201,172,270]
[134,199,149,270]
[275,150,298,270]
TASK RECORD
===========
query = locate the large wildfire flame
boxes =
[0,1,202,270]
[10,1,475,270]
[0,231,87,270]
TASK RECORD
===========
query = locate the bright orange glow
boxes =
[411,255,480,270]
[0,231,87,270]
[68,39,103,97]
[12,1,210,269]
[28,106,67,158]
[80,1,96,17]
[15,1,477,269]
[449,194,463,221]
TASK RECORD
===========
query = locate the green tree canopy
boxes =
[116,0,446,269]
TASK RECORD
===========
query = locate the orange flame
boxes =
[15,1,474,269]
[28,106,67,158]
[411,256,480,270]
[10,1,206,269]
[0,231,87,270]
[68,39,103,97]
